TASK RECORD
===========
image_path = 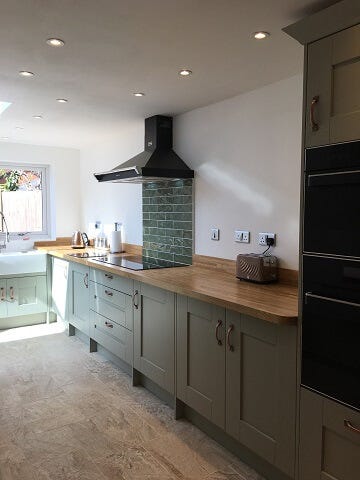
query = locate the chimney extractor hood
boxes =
[94,115,194,183]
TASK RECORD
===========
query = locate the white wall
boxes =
[174,75,303,269]
[0,142,81,238]
[79,120,143,246]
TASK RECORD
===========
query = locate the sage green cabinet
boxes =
[226,311,297,477]
[299,387,360,480]
[0,279,7,317]
[176,296,226,429]
[176,297,297,476]
[51,257,69,321]
[0,276,47,319]
[305,24,360,147]
[89,270,133,365]
[68,262,90,336]
[134,281,175,394]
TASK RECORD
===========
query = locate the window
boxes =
[0,164,50,237]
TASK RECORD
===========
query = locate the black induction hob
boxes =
[92,255,187,271]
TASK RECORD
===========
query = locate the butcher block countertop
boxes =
[37,245,298,325]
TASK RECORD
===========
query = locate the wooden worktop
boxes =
[37,245,298,324]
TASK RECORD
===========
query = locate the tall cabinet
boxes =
[305,24,360,147]
[284,3,360,480]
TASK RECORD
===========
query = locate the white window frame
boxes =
[0,162,52,239]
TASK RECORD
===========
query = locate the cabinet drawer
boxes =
[299,387,360,480]
[89,282,133,330]
[89,268,133,294]
[90,311,133,365]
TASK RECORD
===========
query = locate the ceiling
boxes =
[0,0,339,149]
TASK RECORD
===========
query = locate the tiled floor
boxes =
[0,324,265,480]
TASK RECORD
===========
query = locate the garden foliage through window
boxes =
[0,165,48,235]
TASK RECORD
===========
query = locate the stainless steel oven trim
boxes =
[305,292,360,308]
[303,251,360,261]
[307,169,360,178]
[300,385,360,413]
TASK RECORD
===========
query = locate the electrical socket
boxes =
[235,230,250,243]
[211,228,220,241]
[258,232,276,246]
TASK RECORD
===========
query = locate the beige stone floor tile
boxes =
[92,443,171,480]
[0,330,264,480]
[32,448,107,480]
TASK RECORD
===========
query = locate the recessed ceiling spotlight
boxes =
[56,98,68,103]
[133,92,145,97]
[253,31,270,40]
[46,38,65,47]
[179,69,192,76]
[19,71,34,77]
[15,126,24,130]
[33,115,43,119]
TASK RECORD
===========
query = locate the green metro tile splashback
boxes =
[142,179,193,264]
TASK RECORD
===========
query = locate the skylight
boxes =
[0,101,11,115]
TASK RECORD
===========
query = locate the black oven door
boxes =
[302,255,360,410]
[304,140,360,258]
[304,169,360,258]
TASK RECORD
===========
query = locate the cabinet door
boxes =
[51,258,69,320]
[0,279,7,318]
[133,281,175,394]
[6,276,47,317]
[68,263,90,336]
[299,387,360,480]
[177,296,226,429]
[226,311,297,477]
[306,24,360,147]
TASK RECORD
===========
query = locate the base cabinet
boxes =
[176,296,297,477]
[0,275,47,319]
[226,311,297,477]
[177,296,226,428]
[299,387,360,480]
[134,281,175,394]
[89,270,133,365]
[51,257,69,320]
[68,262,90,335]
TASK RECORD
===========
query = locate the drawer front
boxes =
[89,268,133,294]
[90,311,133,365]
[299,387,360,480]
[90,282,133,330]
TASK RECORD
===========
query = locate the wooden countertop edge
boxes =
[43,247,298,325]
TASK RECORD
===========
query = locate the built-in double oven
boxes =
[301,140,360,411]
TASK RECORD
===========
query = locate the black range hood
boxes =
[94,115,194,183]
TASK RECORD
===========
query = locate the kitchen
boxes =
[0,1,359,479]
